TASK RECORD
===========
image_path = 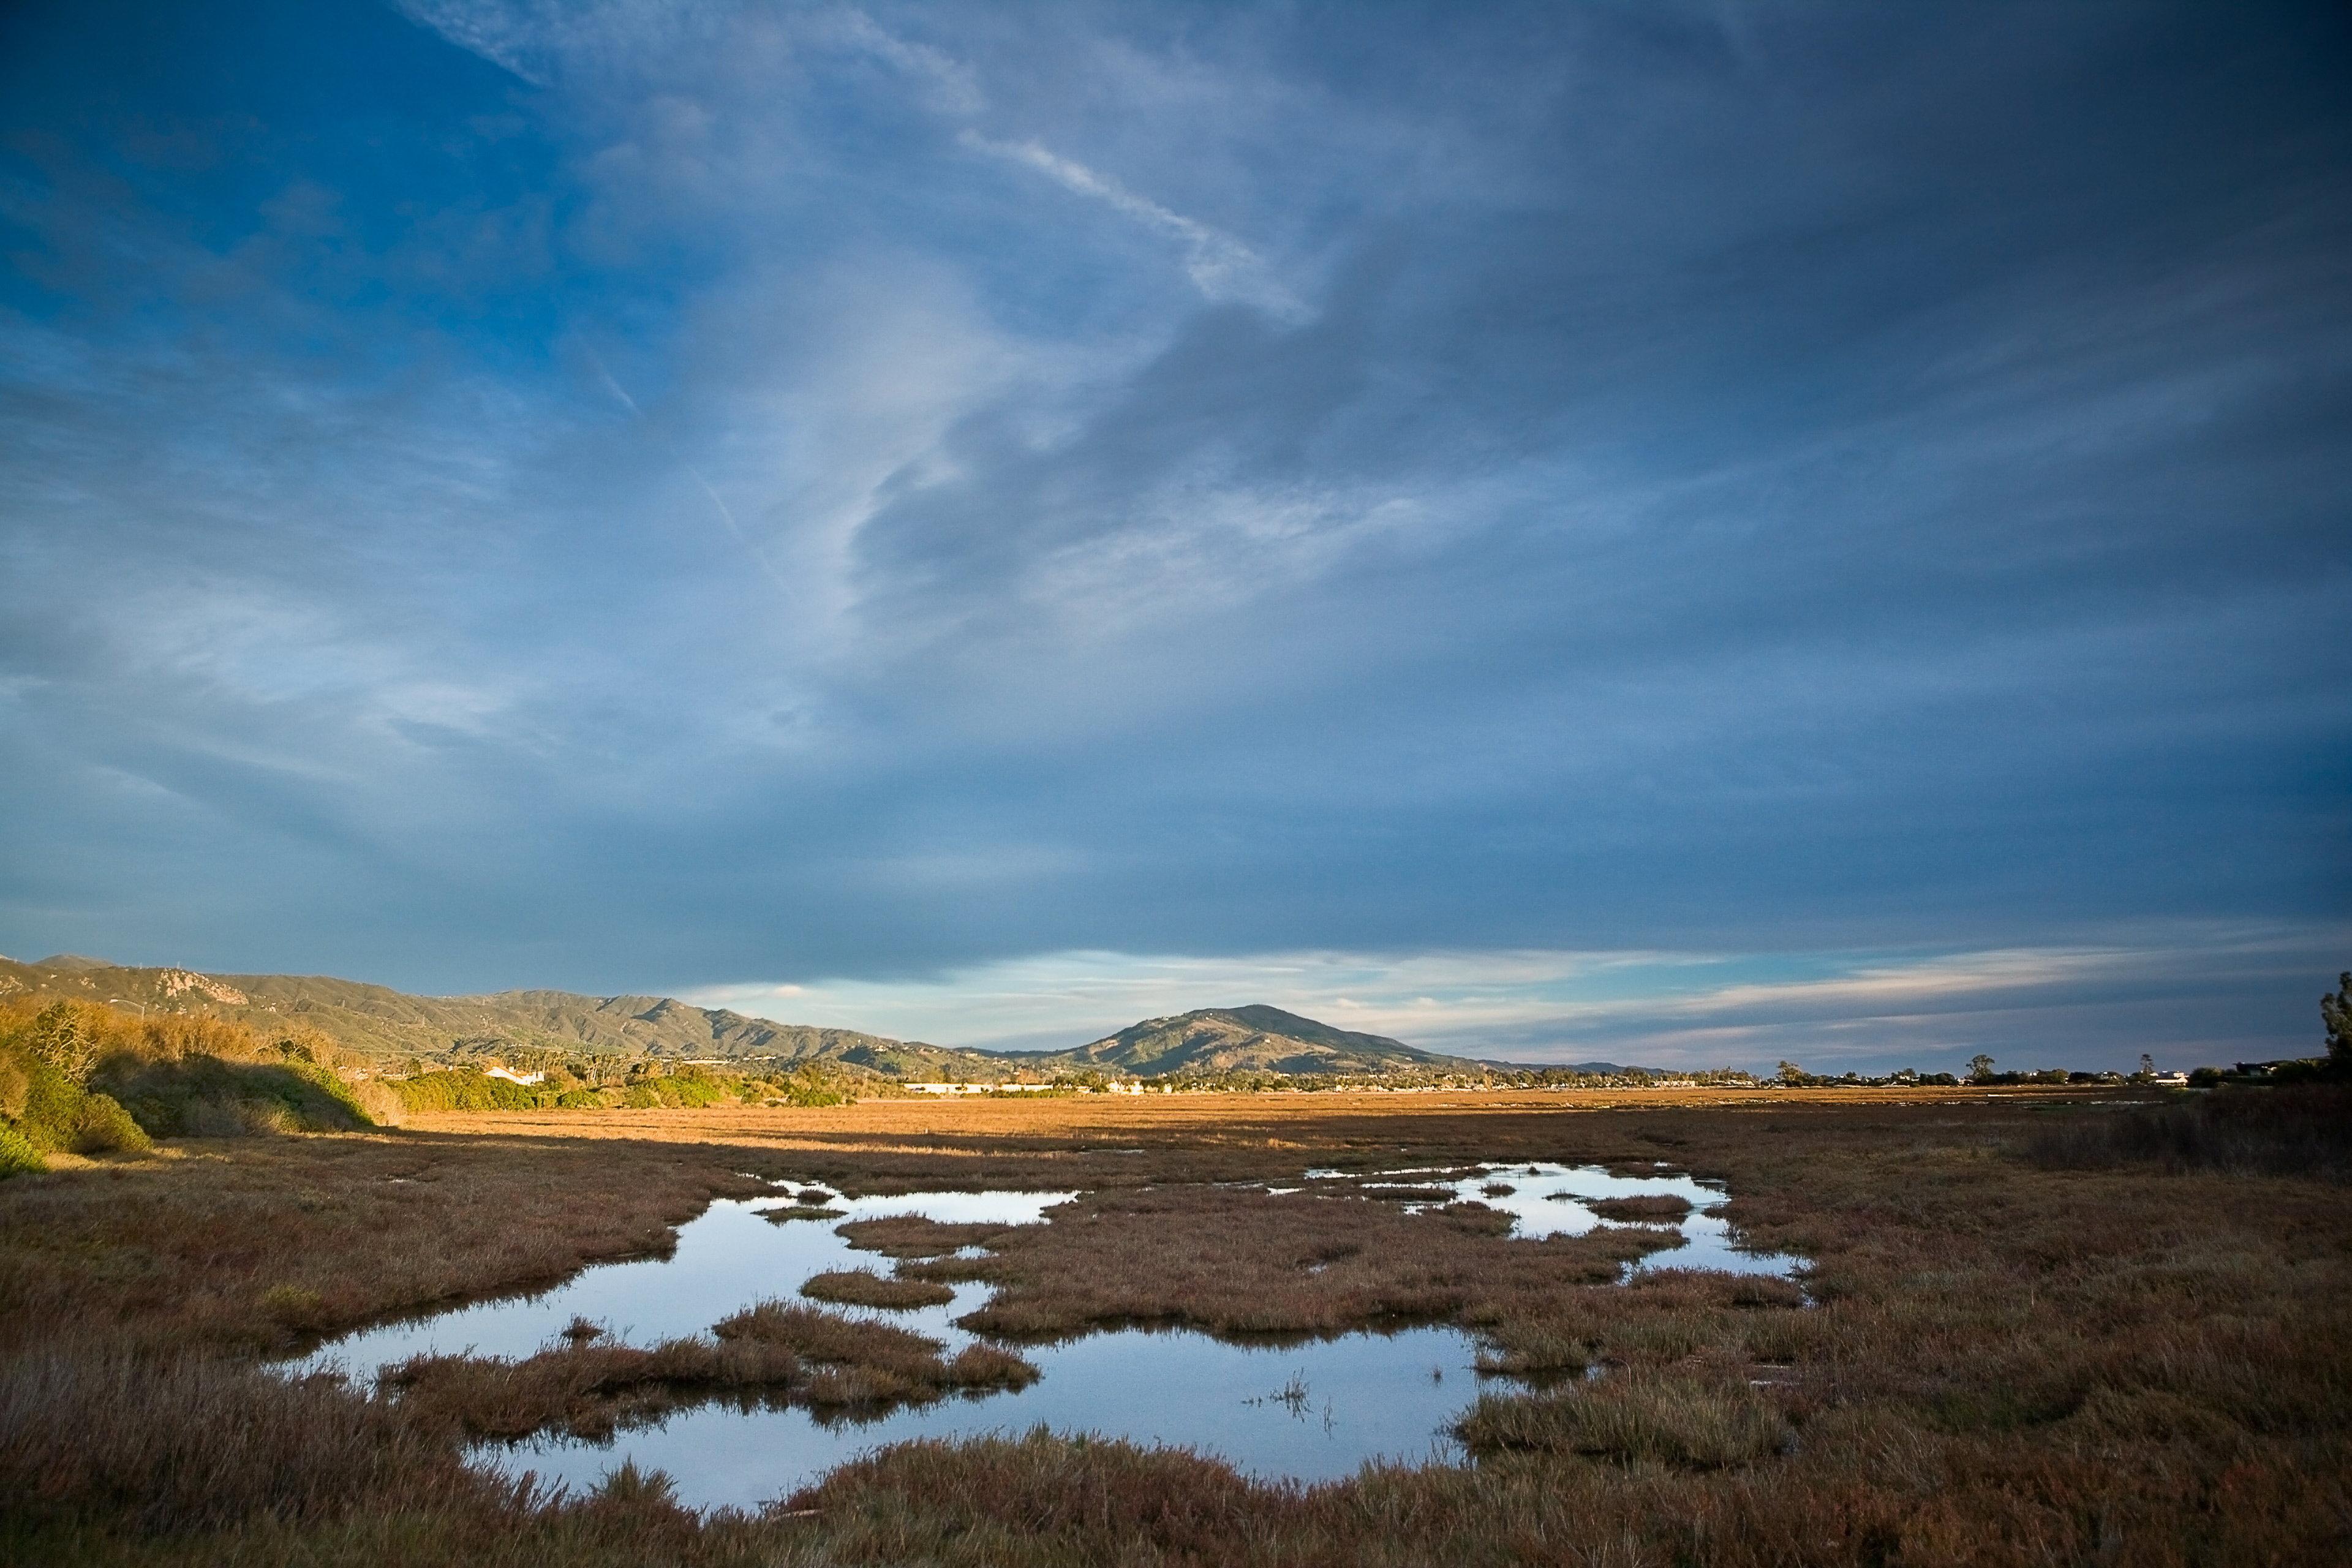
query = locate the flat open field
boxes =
[4,1089,2347,1565]
[404,1082,2003,1142]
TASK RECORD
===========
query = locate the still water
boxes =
[297,1163,1801,1512]
[1325,1160,1806,1278]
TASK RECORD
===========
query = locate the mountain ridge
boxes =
[0,956,1602,1079]
[0,956,995,1078]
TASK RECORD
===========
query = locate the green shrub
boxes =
[73,1091,151,1155]
[0,1052,28,1121]
[666,1076,728,1108]
[17,1059,89,1152]
[0,1122,45,1178]
[95,1055,374,1136]
[389,1069,538,1113]
[0,999,375,1147]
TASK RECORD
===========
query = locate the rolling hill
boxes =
[0,956,1001,1079]
[1038,1004,1477,1077]
[0,956,1545,1080]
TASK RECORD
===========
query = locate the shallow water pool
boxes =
[1316,1161,1806,1278]
[297,1161,1799,1511]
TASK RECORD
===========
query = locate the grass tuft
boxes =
[1456,1373,1790,1468]
[382,1335,804,1441]
[801,1268,956,1309]
[1585,1194,1692,1223]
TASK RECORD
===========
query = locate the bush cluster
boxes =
[0,999,379,1176]
[381,1056,862,1114]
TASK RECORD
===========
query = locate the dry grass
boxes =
[382,1337,804,1441]
[1584,1194,1692,1223]
[0,1345,491,1532]
[3,1087,2348,1564]
[2024,1085,2352,1178]
[799,1268,956,1309]
[1457,1371,1790,1468]
[712,1299,1038,1408]
[953,1183,1678,1339]
[832,1215,1011,1257]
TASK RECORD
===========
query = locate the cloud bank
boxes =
[1,1,2345,1069]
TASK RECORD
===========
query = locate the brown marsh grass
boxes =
[1456,1370,1792,1468]
[713,1298,1038,1406]
[833,1215,1011,1257]
[798,1268,957,1309]
[1584,1193,1692,1223]
[3,1087,2348,1564]
[954,1181,1678,1338]
[2024,1083,2352,1178]
[383,1336,805,1442]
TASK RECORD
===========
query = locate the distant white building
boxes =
[483,1066,544,1085]
[903,1082,1059,1095]
[902,1080,1149,1095]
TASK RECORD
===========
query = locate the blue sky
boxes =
[2,1,2345,1071]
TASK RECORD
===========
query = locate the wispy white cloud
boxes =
[583,349,795,598]
[391,0,556,85]
[960,132,1303,318]
[816,7,984,114]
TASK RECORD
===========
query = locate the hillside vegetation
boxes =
[0,998,388,1174]
[0,956,994,1077]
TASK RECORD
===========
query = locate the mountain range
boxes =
[0,955,1553,1079]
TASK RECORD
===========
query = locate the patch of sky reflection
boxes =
[292,1164,1801,1512]
[295,1185,1077,1372]
[1308,1162,1807,1280]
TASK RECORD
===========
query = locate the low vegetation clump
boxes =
[0,1121,45,1177]
[383,1336,806,1441]
[1584,1194,1693,1223]
[833,1215,1011,1257]
[391,1068,545,1114]
[713,1299,1038,1407]
[1360,1183,1458,1202]
[0,1000,383,1170]
[1456,1373,1790,1468]
[956,1183,1684,1340]
[801,1268,957,1309]
[393,1057,868,1115]
[375,1297,1038,1441]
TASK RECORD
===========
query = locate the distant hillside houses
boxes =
[903,1080,1153,1095]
